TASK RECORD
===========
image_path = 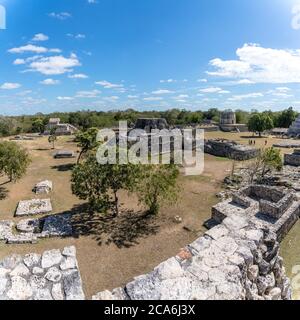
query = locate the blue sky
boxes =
[1,0,300,115]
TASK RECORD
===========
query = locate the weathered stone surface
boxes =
[205,225,229,240]
[248,265,259,282]
[7,276,33,300]
[15,199,52,217]
[0,247,84,300]
[62,246,76,257]
[23,253,41,268]
[52,283,64,300]
[60,257,77,271]
[63,270,85,300]
[41,249,63,269]
[268,287,282,300]
[45,267,62,283]
[10,263,30,277]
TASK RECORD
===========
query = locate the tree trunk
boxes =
[113,190,119,217]
[77,150,84,164]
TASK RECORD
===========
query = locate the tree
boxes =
[136,164,179,215]
[246,147,282,183]
[76,127,99,164]
[71,153,137,216]
[248,114,274,137]
[276,107,297,128]
[32,118,45,134]
[48,127,57,149]
[0,141,31,182]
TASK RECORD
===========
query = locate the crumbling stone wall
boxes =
[93,213,291,300]
[284,150,300,167]
[0,246,85,300]
[204,139,259,161]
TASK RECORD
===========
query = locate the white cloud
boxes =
[68,73,88,79]
[32,33,49,42]
[75,90,101,98]
[29,54,80,75]
[143,97,163,101]
[49,12,72,20]
[228,92,264,101]
[160,79,176,83]
[8,44,48,54]
[57,96,74,100]
[40,78,60,85]
[199,87,223,93]
[152,89,174,95]
[197,78,207,82]
[95,80,124,89]
[128,95,138,99]
[208,43,300,83]
[0,82,21,90]
[13,58,26,65]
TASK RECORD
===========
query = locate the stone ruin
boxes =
[53,150,76,159]
[134,118,169,133]
[288,115,300,137]
[93,209,291,300]
[204,139,259,161]
[284,150,300,167]
[0,246,85,300]
[0,213,73,245]
[15,199,52,217]
[212,185,299,242]
[273,142,300,149]
[33,180,53,194]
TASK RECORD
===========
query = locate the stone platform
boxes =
[15,199,52,217]
[284,150,300,167]
[204,139,259,161]
[0,246,85,300]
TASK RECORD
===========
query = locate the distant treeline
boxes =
[0,107,298,137]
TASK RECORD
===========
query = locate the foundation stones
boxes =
[0,246,84,300]
[34,180,53,194]
[15,199,52,217]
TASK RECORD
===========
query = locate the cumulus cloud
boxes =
[0,82,21,90]
[228,92,264,101]
[68,73,88,79]
[207,43,300,83]
[28,54,81,75]
[48,12,72,20]
[152,89,174,95]
[143,97,163,101]
[32,33,49,42]
[75,90,101,98]
[8,44,48,54]
[199,87,229,94]
[95,80,124,89]
[40,78,60,85]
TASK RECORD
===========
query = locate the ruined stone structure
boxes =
[33,180,53,194]
[284,150,300,167]
[219,110,248,133]
[15,199,52,217]
[0,213,73,245]
[273,142,300,148]
[93,209,291,300]
[53,150,76,159]
[288,115,300,137]
[212,185,300,242]
[204,139,259,161]
[135,118,169,133]
[0,246,85,300]
[44,118,78,136]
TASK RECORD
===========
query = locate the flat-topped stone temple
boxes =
[284,150,300,167]
[134,118,169,133]
[204,139,259,161]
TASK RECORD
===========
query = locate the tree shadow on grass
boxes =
[51,163,75,171]
[71,206,160,248]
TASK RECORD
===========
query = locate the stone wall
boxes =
[284,151,300,167]
[0,246,85,300]
[92,213,291,300]
[204,139,259,161]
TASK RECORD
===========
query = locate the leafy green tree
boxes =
[248,114,274,137]
[71,153,137,216]
[276,107,297,128]
[136,164,179,215]
[32,118,45,133]
[76,127,99,164]
[48,127,57,149]
[247,147,282,183]
[0,141,31,182]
